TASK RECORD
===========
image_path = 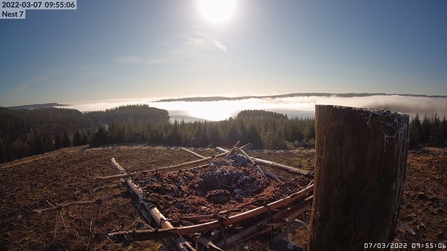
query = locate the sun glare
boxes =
[199,0,236,23]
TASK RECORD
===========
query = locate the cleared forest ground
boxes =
[0,145,445,250]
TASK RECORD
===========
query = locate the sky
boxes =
[1,0,447,107]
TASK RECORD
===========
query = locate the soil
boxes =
[0,145,446,251]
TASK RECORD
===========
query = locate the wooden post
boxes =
[308,105,409,251]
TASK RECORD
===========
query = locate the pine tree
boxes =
[90,124,109,147]
[62,130,71,148]
[409,114,421,149]
[428,115,442,147]
[420,114,431,144]
[73,130,82,146]
[442,117,447,147]
[54,132,62,150]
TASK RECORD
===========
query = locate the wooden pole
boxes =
[308,105,409,251]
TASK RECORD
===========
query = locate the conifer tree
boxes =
[54,132,62,150]
[62,130,71,148]
[73,130,82,146]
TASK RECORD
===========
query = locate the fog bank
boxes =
[65,95,447,121]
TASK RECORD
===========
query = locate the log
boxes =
[215,147,312,177]
[108,184,314,241]
[97,153,227,181]
[308,105,409,251]
[250,158,311,177]
[110,158,190,250]
[214,196,313,248]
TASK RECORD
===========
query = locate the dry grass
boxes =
[0,145,445,250]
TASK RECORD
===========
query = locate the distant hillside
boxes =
[236,110,288,120]
[154,93,447,103]
[7,103,69,110]
[85,104,170,125]
[0,104,170,163]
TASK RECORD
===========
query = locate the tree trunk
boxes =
[308,105,409,251]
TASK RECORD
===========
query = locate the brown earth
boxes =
[0,145,445,250]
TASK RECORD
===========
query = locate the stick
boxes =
[59,210,69,233]
[215,196,313,248]
[215,147,312,177]
[225,141,240,158]
[111,158,190,251]
[97,152,234,181]
[92,183,122,193]
[54,211,58,240]
[108,184,313,241]
[181,147,207,159]
[33,193,123,213]
[236,147,266,177]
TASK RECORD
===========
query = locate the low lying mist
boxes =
[65,95,447,121]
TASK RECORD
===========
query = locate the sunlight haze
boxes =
[1,1,446,107]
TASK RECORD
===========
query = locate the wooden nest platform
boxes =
[106,144,314,251]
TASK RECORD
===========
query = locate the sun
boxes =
[199,0,236,23]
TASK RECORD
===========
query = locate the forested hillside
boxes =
[0,105,168,163]
[0,105,446,164]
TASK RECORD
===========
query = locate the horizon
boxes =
[5,92,447,107]
[5,93,447,122]
[1,1,447,107]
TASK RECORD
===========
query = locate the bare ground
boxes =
[0,145,445,250]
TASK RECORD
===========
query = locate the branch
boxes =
[33,192,123,213]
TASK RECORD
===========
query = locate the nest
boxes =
[108,146,314,250]
[134,159,308,226]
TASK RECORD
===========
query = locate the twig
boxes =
[59,210,69,233]
[91,183,122,194]
[34,192,123,213]
[87,202,102,250]
[53,211,58,240]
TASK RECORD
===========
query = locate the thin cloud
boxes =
[194,32,227,52]
[115,32,227,67]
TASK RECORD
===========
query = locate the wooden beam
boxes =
[308,105,409,251]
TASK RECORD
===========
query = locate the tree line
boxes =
[1,104,446,164]
[0,105,168,163]
[89,109,316,150]
[409,114,447,148]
